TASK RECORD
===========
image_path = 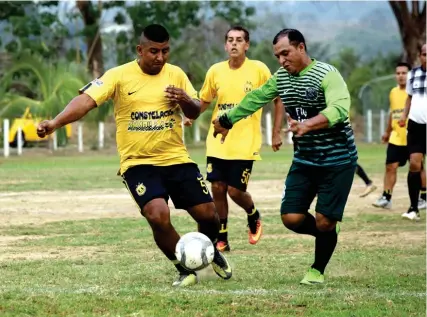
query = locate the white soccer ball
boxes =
[175,232,215,271]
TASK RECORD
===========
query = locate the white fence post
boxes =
[78,122,83,153]
[193,121,200,143]
[98,122,104,149]
[265,112,272,146]
[17,126,23,156]
[379,110,386,140]
[53,131,58,151]
[366,109,373,143]
[3,119,9,158]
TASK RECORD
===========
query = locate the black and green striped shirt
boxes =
[225,59,358,167]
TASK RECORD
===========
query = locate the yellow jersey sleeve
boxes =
[79,69,118,106]
[199,66,217,102]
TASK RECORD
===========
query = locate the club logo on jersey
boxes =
[206,163,213,174]
[243,81,253,94]
[136,183,146,196]
[305,87,318,101]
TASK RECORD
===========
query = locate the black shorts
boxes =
[122,163,212,211]
[280,162,356,221]
[386,143,408,167]
[407,119,426,155]
[206,156,254,192]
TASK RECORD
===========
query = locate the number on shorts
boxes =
[197,176,209,194]
[241,168,251,185]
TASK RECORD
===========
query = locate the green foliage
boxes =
[0,53,91,145]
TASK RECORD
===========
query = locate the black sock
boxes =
[245,205,260,220]
[218,218,228,242]
[383,190,392,201]
[420,187,426,201]
[292,213,319,237]
[356,164,372,186]
[408,171,421,211]
[312,228,338,274]
[172,259,194,275]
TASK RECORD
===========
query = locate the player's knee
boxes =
[386,164,397,173]
[281,213,305,230]
[142,203,170,230]
[315,218,336,232]
[409,157,422,172]
[227,186,243,200]
[211,181,227,196]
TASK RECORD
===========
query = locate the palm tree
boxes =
[0,52,100,146]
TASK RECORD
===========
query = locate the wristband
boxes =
[218,113,233,129]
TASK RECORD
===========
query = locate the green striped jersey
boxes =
[277,61,358,166]
[227,59,358,167]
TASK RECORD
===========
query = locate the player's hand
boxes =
[272,132,282,152]
[381,131,390,144]
[183,117,193,127]
[212,118,229,144]
[285,119,310,137]
[398,115,407,128]
[165,85,190,104]
[37,120,57,138]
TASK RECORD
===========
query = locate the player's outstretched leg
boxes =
[228,186,263,245]
[211,181,231,252]
[188,202,233,280]
[373,162,398,209]
[141,198,198,287]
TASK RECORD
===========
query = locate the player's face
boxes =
[137,40,170,75]
[395,66,408,86]
[420,44,426,69]
[273,36,304,75]
[224,30,249,58]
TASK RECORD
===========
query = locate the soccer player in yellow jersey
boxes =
[373,62,426,209]
[36,24,232,287]
[192,26,282,252]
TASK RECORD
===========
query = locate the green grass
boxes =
[0,143,398,192]
[0,144,425,316]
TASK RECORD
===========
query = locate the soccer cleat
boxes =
[418,198,427,210]
[172,273,198,287]
[300,268,325,285]
[359,184,377,198]
[248,218,263,245]
[216,240,231,252]
[211,249,232,280]
[401,208,421,221]
[372,196,392,209]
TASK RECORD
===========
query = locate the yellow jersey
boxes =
[200,58,271,160]
[80,60,198,174]
[389,86,407,146]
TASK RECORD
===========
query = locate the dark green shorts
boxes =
[280,162,356,221]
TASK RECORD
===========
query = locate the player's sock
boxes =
[171,259,194,274]
[311,227,338,274]
[245,205,260,220]
[408,171,421,210]
[420,187,426,201]
[356,164,372,186]
[218,218,228,242]
[292,213,318,237]
[383,189,392,201]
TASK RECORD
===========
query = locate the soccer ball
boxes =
[175,232,215,271]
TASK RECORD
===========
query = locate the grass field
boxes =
[0,144,425,316]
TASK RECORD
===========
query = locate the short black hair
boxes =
[225,26,250,42]
[272,28,306,50]
[141,24,169,44]
[396,62,411,71]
